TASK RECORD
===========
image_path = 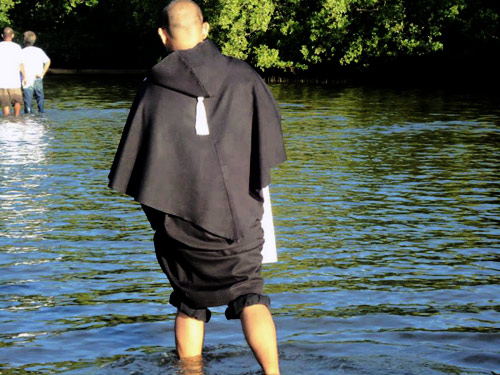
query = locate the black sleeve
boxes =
[249,74,287,191]
[108,80,149,194]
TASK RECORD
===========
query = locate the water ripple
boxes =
[0,81,499,374]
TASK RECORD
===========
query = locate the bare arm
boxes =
[20,63,26,86]
[41,59,51,78]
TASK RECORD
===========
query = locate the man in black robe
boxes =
[108,1,286,373]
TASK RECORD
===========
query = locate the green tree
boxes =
[3,0,499,77]
[201,0,295,70]
[299,0,468,68]
[0,0,17,25]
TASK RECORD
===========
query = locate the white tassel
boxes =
[261,186,278,263]
[195,97,209,135]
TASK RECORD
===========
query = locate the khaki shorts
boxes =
[0,88,23,108]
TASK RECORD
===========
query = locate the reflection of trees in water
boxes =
[0,79,498,375]
[270,84,500,304]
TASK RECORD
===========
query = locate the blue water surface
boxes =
[0,77,499,374]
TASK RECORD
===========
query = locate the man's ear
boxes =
[158,27,169,45]
[202,22,210,39]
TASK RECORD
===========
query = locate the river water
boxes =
[0,76,499,375]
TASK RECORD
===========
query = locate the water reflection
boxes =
[0,117,48,164]
[0,117,50,249]
[0,79,499,375]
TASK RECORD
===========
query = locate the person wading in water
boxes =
[108,1,286,374]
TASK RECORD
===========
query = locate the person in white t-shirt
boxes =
[0,27,25,116]
[21,31,51,113]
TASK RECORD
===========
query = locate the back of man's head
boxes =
[2,27,15,41]
[23,31,37,46]
[159,0,208,51]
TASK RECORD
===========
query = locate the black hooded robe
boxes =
[108,40,286,314]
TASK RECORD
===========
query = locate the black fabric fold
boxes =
[108,39,286,241]
[225,293,271,320]
[170,292,212,323]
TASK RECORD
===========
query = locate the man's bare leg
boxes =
[240,304,280,375]
[2,106,10,116]
[175,310,205,358]
[14,102,21,116]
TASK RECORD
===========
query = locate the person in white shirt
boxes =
[0,27,25,116]
[21,31,50,113]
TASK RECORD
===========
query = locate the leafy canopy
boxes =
[2,0,498,72]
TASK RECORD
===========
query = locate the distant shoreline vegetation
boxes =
[46,55,498,88]
[4,0,497,83]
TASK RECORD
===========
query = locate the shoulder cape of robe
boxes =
[108,40,286,241]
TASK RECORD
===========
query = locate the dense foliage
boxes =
[1,0,499,78]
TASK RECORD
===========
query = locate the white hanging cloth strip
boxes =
[261,185,278,263]
[195,97,210,135]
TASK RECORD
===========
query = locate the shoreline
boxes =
[46,67,499,89]
[48,68,146,75]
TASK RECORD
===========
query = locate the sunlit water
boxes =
[1,76,499,375]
